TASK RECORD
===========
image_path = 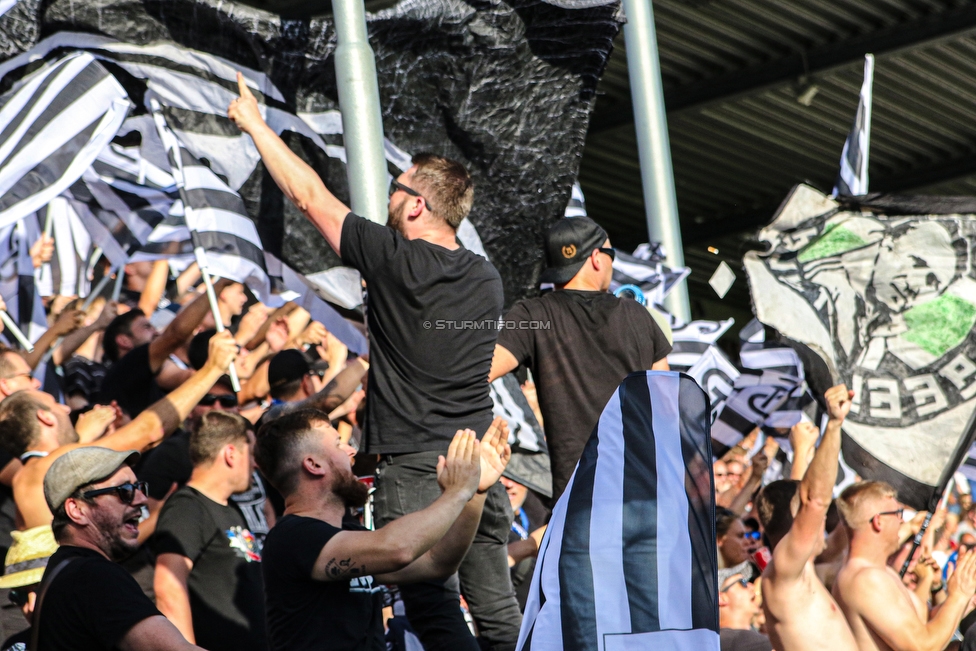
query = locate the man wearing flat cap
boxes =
[33,447,202,651]
[489,216,672,502]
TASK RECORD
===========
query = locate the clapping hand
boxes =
[478,417,512,493]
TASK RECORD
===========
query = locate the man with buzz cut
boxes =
[230,75,518,650]
[154,411,266,651]
[35,447,203,650]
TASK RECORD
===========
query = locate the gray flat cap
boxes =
[44,447,140,512]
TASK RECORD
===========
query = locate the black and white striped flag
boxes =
[833,54,874,197]
[490,373,552,498]
[36,196,93,297]
[668,319,735,372]
[711,369,800,457]
[0,215,47,343]
[517,371,719,651]
[150,102,271,301]
[0,51,129,230]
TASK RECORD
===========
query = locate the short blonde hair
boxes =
[411,153,473,229]
[837,481,897,530]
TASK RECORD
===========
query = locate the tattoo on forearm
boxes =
[325,557,366,579]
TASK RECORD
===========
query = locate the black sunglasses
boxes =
[199,394,239,408]
[8,589,31,607]
[82,481,148,505]
[389,179,434,212]
[721,577,750,592]
[598,247,616,261]
[307,369,328,380]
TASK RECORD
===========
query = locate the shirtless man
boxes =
[0,331,237,528]
[833,480,976,651]
[754,384,857,651]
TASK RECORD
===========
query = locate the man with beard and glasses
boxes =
[34,447,204,650]
[231,78,517,651]
[255,410,510,651]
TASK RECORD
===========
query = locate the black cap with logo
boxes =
[539,217,609,285]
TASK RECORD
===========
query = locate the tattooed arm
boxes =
[309,430,481,582]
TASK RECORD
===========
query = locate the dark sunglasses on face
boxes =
[8,589,31,607]
[721,578,750,592]
[598,247,616,261]
[389,179,434,212]
[199,394,239,408]
[82,481,149,505]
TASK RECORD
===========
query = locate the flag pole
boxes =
[38,203,55,283]
[0,311,33,353]
[111,266,125,302]
[149,98,240,392]
[194,245,241,392]
[82,267,116,311]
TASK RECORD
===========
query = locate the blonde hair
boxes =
[411,153,473,229]
[837,481,897,530]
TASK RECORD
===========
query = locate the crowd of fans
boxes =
[0,72,964,651]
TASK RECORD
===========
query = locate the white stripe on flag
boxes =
[649,373,693,630]
[590,389,631,642]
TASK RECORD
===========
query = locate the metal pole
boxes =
[621,0,690,322]
[332,0,389,224]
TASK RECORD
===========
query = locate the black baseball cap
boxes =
[539,217,609,284]
[268,349,310,390]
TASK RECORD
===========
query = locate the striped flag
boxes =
[150,102,271,300]
[710,369,800,457]
[0,215,47,343]
[490,372,552,498]
[833,54,874,197]
[36,196,93,297]
[517,371,719,651]
[667,319,735,371]
[0,51,129,230]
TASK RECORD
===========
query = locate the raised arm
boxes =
[228,73,349,254]
[773,384,851,578]
[377,418,512,584]
[299,357,368,414]
[850,552,976,651]
[148,280,231,372]
[52,301,118,366]
[100,332,237,452]
[23,308,83,369]
[788,421,820,480]
[311,430,481,582]
[138,260,171,318]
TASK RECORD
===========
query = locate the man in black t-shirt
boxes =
[98,280,232,418]
[37,446,202,650]
[154,412,267,650]
[255,409,510,651]
[490,217,672,502]
[230,79,518,650]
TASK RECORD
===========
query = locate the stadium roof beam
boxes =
[590,3,976,134]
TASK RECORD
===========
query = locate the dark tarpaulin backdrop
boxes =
[0,0,621,307]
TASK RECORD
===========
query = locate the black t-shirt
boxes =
[63,357,107,404]
[496,290,672,500]
[154,486,266,651]
[720,628,773,651]
[137,429,192,500]
[340,213,503,454]
[97,344,164,418]
[263,514,384,651]
[35,546,161,650]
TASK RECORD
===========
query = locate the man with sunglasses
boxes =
[834,481,976,651]
[34,447,203,650]
[0,331,238,530]
[230,77,515,651]
[488,216,671,502]
[718,564,771,651]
